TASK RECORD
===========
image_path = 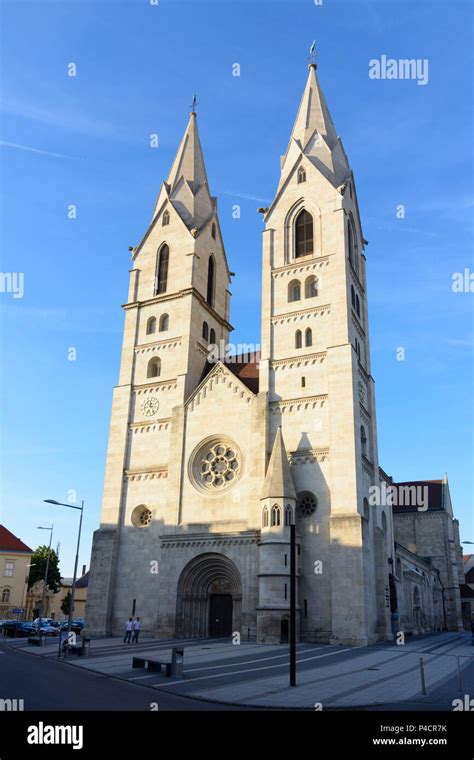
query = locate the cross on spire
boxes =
[308,40,317,69]
[190,93,198,115]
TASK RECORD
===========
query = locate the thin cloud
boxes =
[0,140,75,160]
[221,190,271,204]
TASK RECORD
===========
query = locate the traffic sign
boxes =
[12,608,25,614]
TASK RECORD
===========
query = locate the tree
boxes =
[28,546,61,593]
[61,590,71,616]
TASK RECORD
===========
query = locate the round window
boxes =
[131,505,152,528]
[190,437,242,493]
[297,491,317,517]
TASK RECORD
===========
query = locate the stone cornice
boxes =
[123,287,233,332]
[135,337,182,354]
[160,530,260,548]
[124,466,168,481]
[271,351,326,369]
[133,380,177,393]
[289,447,330,464]
[352,315,366,340]
[129,418,171,434]
[272,303,331,325]
[270,394,328,413]
[272,257,331,278]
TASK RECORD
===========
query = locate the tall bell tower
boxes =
[259,61,390,645]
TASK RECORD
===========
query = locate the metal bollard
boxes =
[456,656,463,691]
[170,647,184,677]
[419,657,427,695]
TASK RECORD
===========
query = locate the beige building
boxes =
[0,525,33,619]
[86,60,464,645]
[26,567,89,621]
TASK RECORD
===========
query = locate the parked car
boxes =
[59,619,84,635]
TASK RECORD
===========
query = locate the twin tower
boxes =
[85,62,393,645]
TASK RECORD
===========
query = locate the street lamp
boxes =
[44,499,84,640]
[37,525,53,641]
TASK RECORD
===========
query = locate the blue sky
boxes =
[0,0,473,575]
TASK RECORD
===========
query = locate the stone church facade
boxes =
[85,62,464,645]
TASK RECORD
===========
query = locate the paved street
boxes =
[3,631,473,710]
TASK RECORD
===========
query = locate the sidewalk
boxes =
[7,631,473,709]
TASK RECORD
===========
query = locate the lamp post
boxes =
[37,526,53,641]
[44,499,84,639]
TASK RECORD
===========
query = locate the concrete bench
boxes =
[132,657,147,669]
[132,656,172,676]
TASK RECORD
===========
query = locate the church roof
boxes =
[153,112,215,234]
[0,525,33,554]
[261,427,297,500]
[391,480,444,513]
[199,353,260,394]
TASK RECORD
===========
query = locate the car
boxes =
[59,620,84,634]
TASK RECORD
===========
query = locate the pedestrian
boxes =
[132,616,141,643]
[124,617,133,644]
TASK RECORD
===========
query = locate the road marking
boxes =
[152,647,355,688]
[128,646,329,680]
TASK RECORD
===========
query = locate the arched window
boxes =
[284,505,293,526]
[206,255,215,307]
[209,328,216,345]
[351,285,356,309]
[381,510,387,533]
[297,166,306,184]
[147,357,161,379]
[146,316,156,335]
[363,497,370,522]
[162,210,170,227]
[202,321,209,341]
[288,280,301,302]
[305,276,318,298]
[354,338,361,359]
[159,313,169,332]
[305,328,312,347]
[295,209,313,258]
[1,588,10,603]
[155,244,169,295]
[211,222,216,240]
[347,218,358,273]
[360,425,367,457]
[271,505,281,527]
[262,506,269,528]
[295,330,302,349]
[355,294,361,317]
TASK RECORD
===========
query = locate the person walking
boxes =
[132,617,141,643]
[124,617,133,644]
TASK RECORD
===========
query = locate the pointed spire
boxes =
[261,427,297,500]
[153,109,214,233]
[288,63,338,152]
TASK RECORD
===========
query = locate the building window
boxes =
[284,554,288,567]
[209,328,216,345]
[211,222,216,239]
[304,599,308,618]
[305,276,318,298]
[288,280,301,302]
[202,321,209,341]
[355,294,361,318]
[297,491,317,517]
[347,217,358,273]
[159,313,169,332]
[363,497,370,522]
[162,210,170,226]
[305,328,312,347]
[295,330,302,349]
[207,255,215,307]
[301,376,306,388]
[147,357,161,379]
[360,426,367,457]
[351,285,356,309]
[131,505,152,528]
[284,505,293,526]
[1,588,10,603]
[297,166,306,184]
[262,506,269,528]
[295,209,313,258]
[284,583,288,600]
[271,505,281,527]
[155,244,169,295]
[4,561,14,577]
[146,316,156,335]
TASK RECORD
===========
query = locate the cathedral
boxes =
[85,61,465,645]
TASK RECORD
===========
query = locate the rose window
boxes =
[297,491,318,517]
[190,438,242,493]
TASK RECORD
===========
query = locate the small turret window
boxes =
[211,222,216,240]
[146,317,156,335]
[202,322,209,341]
[295,330,302,349]
[262,506,269,528]
[361,425,367,457]
[147,357,161,379]
[271,505,281,527]
[159,313,169,332]
[351,285,356,309]
[355,294,361,318]
[284,505,293,526]
[297,166,306,184]
[305,328,312,347]
[209,328,216,345]
[288,280,301,302]
[305,276,318,298]
[162,210,170,227]
[295,209,313,258]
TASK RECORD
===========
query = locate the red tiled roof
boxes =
[0,525,33,554]
[391,480,443,513]
[199,353,260,394]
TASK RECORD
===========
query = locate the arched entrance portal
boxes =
[175,553,242,638]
